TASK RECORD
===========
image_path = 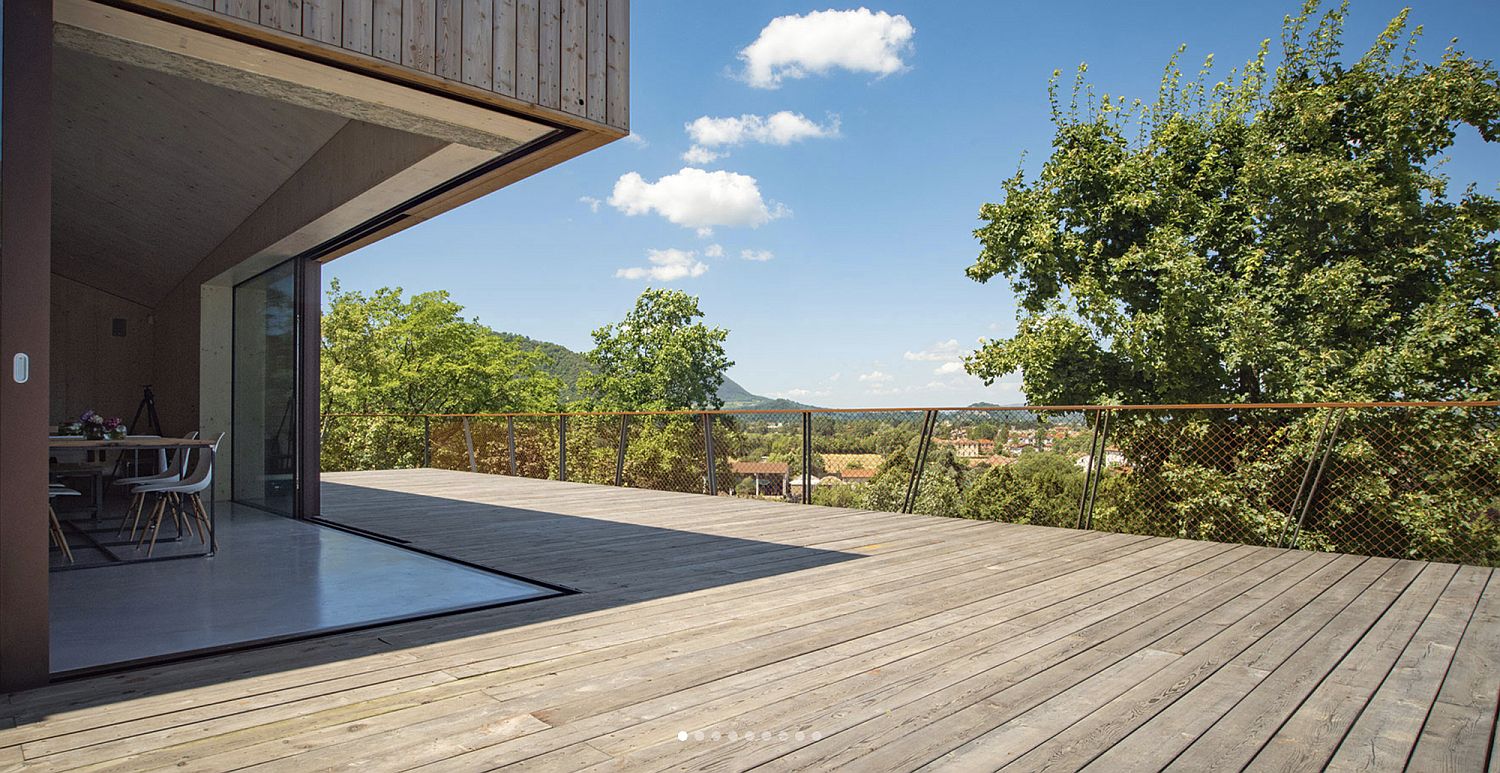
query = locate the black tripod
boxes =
[110,386,166,478]
[130,385,165,438]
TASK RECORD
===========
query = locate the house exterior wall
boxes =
[0,0,55,692]
[2,0,628,690]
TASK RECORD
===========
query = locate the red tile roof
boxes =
[732,461,789,474]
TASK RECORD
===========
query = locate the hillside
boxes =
[495,332,593,401]
[496,331,808,409]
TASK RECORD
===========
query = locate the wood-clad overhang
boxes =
[49,0,627,308]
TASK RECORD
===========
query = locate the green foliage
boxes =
[963,453,1087,527]
[320,280,560,471]
[959,1,1500,565]
[967,0,1500,405]
[580,289,733,411]
[811,485,861,508]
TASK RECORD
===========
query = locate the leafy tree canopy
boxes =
[580,288,733,411]
[321,280,561,415]
[967,0,1500,405]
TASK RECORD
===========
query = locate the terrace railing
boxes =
[321,401,1500,567]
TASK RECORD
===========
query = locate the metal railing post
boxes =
[507,416,517,475]
[615,415,629,486]
[462,417,477,473]
[558,415,568,481]
[801,411,812,504]
[422,415,431,468]
[903,410,938,514]
[703,413,717,495]
[1280,408,1347,549]
[1081,409,1110,531]
[1077,409,1106,529]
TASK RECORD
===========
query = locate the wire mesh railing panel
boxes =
[1086,408,1318,547]
[319,402,1500,566]
[1295,406,1500,565]
[564,414,625,486]
[805,411,925,511]
[925,408,1092,526]
[615,414,707,493]
[320,415,427,472]
[712,412,799,501]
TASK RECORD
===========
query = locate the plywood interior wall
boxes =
[49,275,157,428]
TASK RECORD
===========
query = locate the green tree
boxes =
[967,1,1499,405]
[963,2,1500,564]
[581,289,732,411]
[320,281,561,471]
[965,454,1087,527]
[322,280,560,415]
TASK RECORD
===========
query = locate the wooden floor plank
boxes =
[1405,567,1500,773]
[1246,561,1458,772]
[1,469,1492,772]
[1325,564,1491,772]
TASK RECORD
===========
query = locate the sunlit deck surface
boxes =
[3,468,1497,771]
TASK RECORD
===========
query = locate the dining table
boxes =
[48,436,218,568]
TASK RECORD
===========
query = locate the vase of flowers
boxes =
[79,410,126,440]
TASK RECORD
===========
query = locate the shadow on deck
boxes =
[4,468,1496,771]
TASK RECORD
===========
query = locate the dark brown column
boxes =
[296,257,321,519]
[0,0,55,689]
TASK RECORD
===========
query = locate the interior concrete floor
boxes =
[48,504,558,674]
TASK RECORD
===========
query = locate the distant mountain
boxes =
[716,378,818,410]
[495,332,592,401]
[496,331,805,409]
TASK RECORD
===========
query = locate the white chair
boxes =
[116,432,198,538]
[134,433,223,556]
[48,485,80,563]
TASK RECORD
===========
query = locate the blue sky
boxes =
[326,0,1500,407]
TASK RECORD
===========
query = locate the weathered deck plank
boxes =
[1,469,1493,771]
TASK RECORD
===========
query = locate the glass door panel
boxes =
[232,260,298,516]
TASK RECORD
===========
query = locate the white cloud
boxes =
[934,361,965,375]
[681,146,723,164]
[739,8,915,89]
[704,243,724,258]
[903,339,962,362]
[686,111,840,148]
[579,196,601,213]
[614,248,708,282]
[623,132,648,147]
[740,249,774,262]
[858,370,893,383]
[608,168,787,234]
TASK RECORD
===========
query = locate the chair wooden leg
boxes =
[138,496,164,551]
[173,492,194,539]
[190,494,212,548]
[49,505,74,564]
[145,506,165,557]
[119,493,144,538]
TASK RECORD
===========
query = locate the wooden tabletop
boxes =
[48,437,214,449]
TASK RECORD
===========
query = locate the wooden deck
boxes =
[3,468,1497,771]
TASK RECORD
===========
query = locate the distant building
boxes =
[935,438,995,458]
[1076,448,1127,469]
[731,460,789,497]
[841,467,878,484]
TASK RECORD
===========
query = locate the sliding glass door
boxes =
[232,260,299,516]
